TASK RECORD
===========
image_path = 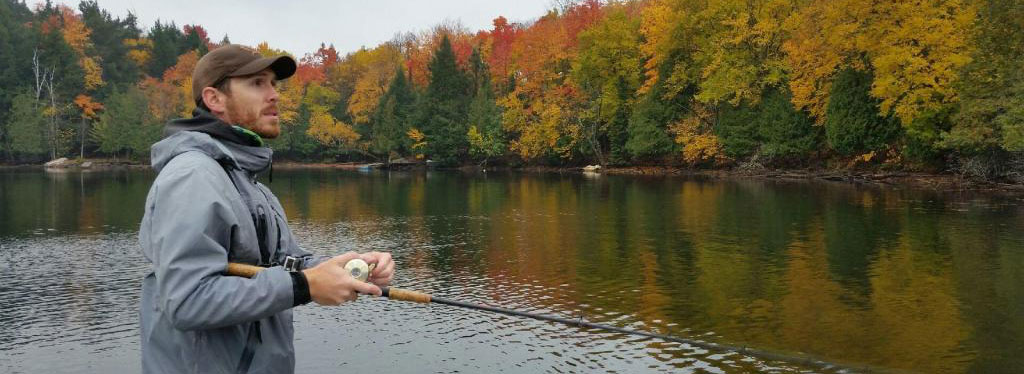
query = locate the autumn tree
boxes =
[942,0,1024,154]
[482,16,521,93]
[182,24,211,56]
[572,5,643,164]
[304,82,364,158]
[784,0,975,126]
[78,0,141,89]
[501,3,602,162]
[33,3,86,159]
[346,44,402,127]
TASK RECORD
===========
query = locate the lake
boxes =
[1,168,1021,373]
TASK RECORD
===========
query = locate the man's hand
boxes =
[302,252,382,306]
[361,251,394,287]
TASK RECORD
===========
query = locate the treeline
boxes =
[1,0,1021,180]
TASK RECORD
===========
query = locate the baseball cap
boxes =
[192,44,297,104]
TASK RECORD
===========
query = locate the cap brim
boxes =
[229,55,297,80]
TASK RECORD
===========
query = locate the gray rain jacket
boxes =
[139,112,324,374]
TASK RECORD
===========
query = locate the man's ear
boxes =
[201,86,228,114]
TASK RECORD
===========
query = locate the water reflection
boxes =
[1,169,1021,373]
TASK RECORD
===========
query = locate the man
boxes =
[139,44,394,374]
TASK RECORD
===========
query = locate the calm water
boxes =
[0,169,1021,373]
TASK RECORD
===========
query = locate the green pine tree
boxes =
[371,67,416,159]
[0,0,38,160]
[824,68,901,156]
[415,35,471,165]
[79,0,142,91]
[7,92,48,160]
[757,88,820,160]
[92,87,156,159]
[147,20,185,77]
[465,48,504,166]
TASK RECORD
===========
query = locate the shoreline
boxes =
[4,159,1021,193]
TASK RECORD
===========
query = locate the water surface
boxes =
[1,169,1021,373]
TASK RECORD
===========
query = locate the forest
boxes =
[0,0,1021,180]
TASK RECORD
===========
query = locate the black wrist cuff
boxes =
[289,271,312,306]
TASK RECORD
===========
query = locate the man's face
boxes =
[222,69,281,139]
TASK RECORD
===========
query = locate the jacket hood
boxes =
[151,109,272,174]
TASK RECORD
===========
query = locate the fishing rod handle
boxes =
[226,261,372,282]
[380,287,432,304]
[225,263,432,303]
[226,262,264,278]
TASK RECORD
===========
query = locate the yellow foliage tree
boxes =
[307,110,360,147]
[346,44,402,125]
[668,103,728,164]
[784,0,975,124]
[693,0,796,106]
[57,6,104,91]
[124,38,153,68]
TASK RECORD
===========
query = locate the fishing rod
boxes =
[225,261,881,373]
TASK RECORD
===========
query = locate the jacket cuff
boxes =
[289,271,312,306]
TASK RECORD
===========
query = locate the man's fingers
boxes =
[331,252,361,265]
[350,279,382,296]
[373,261,394,278]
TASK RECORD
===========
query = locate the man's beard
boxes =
[224,97,260,127]
[223,97,280,139]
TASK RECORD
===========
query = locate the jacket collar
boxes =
[156,109,273,174]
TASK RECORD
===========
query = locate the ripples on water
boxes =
[0,222,820,374]
[2,170,1022,373]
[290,218,828,374]
[0,233,147,373]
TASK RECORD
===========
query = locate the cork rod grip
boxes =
[226,263,265,278]
[383,287,432,303]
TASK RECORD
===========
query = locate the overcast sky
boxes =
[29,0,555,57]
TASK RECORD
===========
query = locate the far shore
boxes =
[4,158,1022,193]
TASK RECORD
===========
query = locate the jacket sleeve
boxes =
[142,156,294,331]
[262,188,330,269]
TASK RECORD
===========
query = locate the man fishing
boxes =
[138,44,395,374]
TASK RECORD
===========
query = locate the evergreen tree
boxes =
[714,101,761,159]
[92,86,156,159]
[79,0,141,91]
[183,25,209,56]
[757,88,820,160]
[0,0,37,160]
[268,115,320,160]
[371,67,416,159]
[824,68,901,155]
[7,92,48,160]
[714,88,821,161]
[146,20,185,77]
[465,48,504,165]
[415,35,470,165]
[625,56,682,160]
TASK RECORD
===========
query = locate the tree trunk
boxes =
[80,117,86,159]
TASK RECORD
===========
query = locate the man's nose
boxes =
[268,85,279,102]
